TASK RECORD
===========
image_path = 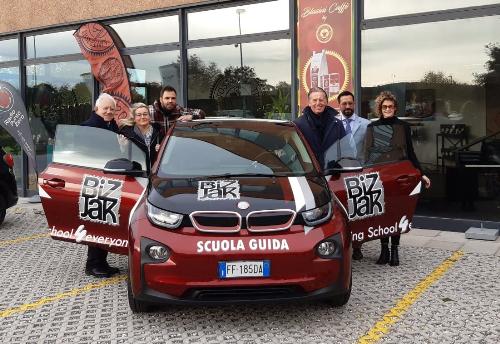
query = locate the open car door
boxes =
[326,136,422,244]
[38,125,148,255]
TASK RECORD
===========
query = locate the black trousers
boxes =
[380,235,400,246]
[86,246,108,268]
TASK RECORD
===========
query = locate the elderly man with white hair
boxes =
[80,93,120,278]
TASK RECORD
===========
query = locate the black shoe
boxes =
[104,263,120,275]
[85,266,112,278]
[376,244,390,265]
[390,245,400,266]
[85,265,119,278]
[352,247,363,260]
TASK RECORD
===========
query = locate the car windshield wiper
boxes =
[188,173,289,180]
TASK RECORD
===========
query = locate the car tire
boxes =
[0,196,6,226]
[127,275,153,313]
[325,275,352,307]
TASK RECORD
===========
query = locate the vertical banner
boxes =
[0,81,37,171]
[74,23,132,121]
[297,1,354,110]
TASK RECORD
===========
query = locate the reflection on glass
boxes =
[159,122,314,177]
[0,38,18,62]
[125,51,180,104]
[361,15,500,221]
[26,60,92,190]
[0,66,19,89]
[365,0,499,19]
[53,125,146,170]
[26,31,81,58]
[188,0,289,40]
[187,39,291,119]
[111,16,179,47]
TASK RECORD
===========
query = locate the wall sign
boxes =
[297,0,354,109]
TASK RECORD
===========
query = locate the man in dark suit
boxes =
[81,93,120,278]
[294,87,346,169]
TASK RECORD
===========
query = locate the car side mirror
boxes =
[323,157,363,175]
[103,158,145,177]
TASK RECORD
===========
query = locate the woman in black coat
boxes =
[119,103,165,170]
[365,91,431,266]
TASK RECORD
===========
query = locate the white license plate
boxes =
[218,260,270,278]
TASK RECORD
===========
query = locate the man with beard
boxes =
[149,85,205,130]
[294,87,346,169]
[335,90,371,261]
[335,91,371,162]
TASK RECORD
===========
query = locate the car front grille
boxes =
[189,211,241,233]
[246,209,296,232]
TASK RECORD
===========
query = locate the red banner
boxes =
[74,23,132,121]
[297,1,354,109]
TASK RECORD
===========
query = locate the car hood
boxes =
[148,175,330,215]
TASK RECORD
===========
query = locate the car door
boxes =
[325,135,421,244]
[38,125,148,255]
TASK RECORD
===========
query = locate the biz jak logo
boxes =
[198,180,240,201]
[344,172,385,221]
[79,175,123,225]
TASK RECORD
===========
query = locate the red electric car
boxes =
[39,119,421,312]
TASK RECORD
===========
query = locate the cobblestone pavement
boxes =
[0,204,499,344]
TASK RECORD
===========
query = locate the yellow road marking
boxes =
[0,233,49,248]
[0,275,127,318]
[357,250,464,344]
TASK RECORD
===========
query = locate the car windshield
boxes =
[158,120,316,178]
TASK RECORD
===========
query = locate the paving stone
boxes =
[461,241,500,255]
[1,206,500,343]
[425,240,464,251]
[407,228,440,237]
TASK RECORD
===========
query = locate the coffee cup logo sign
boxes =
[0,81,37,171]
[298,0,353,108]
[79,174,123,226]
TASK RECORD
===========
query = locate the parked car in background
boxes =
[0,145,18,225]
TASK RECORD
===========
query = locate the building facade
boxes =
[0,0,499,230]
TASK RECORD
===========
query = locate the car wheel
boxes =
[127,275,153,313]
[325,275,352,307]
[0,196,6,226]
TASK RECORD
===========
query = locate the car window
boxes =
[158,122,315,177]
[52,125,147,170]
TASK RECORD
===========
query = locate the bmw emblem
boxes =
[238,201,250,210]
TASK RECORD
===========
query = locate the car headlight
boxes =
[147,202,183,229]
[301,202,332,226]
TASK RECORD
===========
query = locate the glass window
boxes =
[361,15,500,221]
[0,38,18,62]
[0,66,19,89]
[187,39,291,119]
[365,0,499,19]
[110,15,179,47]
[188,0,289,40]
[124,51,180,104]
[158,121,314,177]
[26,30,81,58]
[53,125,146,170]
[26,60,92,190]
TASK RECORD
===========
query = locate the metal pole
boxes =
[236,9,245,68]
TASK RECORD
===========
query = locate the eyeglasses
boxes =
[135,113,150,117]
[382,104,394,110]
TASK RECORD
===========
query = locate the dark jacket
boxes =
[149,101,205,131]
[364,116,422,172]
[294,106,345,169]
[81,112,119,133]
[119,123,165,170]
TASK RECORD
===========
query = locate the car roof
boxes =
[175,117,295,129]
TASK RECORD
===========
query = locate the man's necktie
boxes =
[345,118,352,134]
